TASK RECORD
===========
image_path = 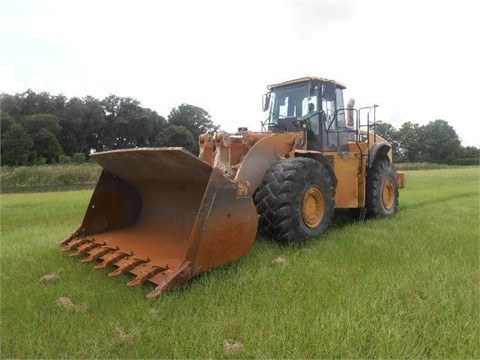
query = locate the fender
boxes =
[369,143,392,168]
[234,132,303,195]
[294,149,338,188]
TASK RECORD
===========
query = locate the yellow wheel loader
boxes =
[60,76,406,298]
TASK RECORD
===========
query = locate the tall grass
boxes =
[0,168,479,358]
[394,162,472,171]
[0,163,101,192]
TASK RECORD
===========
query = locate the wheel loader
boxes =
[60,76,406,298]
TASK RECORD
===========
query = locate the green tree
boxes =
[19,114,63,163]
[1,123,33,165]
[422,119,461,163]
[100,95,166,150]
[396,121,425,162]
[167,104,219,153]
[18,90,59,116]
[154,125,196,153]
[20,113,61,136]
[459,146,480,159]
[1,111,16,134]
[393,119,463,163]
[33,128,64,163]
[0,90,66,120]
[0,93,23,120]
[59,96,105,155]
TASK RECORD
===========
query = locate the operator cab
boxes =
[262,76,350,151]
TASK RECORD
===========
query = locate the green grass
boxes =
[1,168,479,358]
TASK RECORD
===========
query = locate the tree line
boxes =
[0,90,219,166]
[1,90,478,166]
[375,120,479,165]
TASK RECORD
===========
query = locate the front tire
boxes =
[366,160,399,218]
[254,157,335,245]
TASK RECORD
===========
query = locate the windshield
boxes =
[268,83,316,125]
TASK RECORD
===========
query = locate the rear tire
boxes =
[254,157,335,245]
[366,160,399,218]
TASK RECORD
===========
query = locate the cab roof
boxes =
[267,76,346,90]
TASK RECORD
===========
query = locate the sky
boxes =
[1,0,479,147]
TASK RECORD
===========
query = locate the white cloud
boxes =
[0,64,17,93]
[1,0,479,146]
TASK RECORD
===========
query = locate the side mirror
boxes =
[262,93,271,112]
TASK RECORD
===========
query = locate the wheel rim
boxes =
[382,178,395,210]
[302,185,325,228]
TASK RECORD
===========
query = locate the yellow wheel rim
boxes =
[382,178,395,210]
[302,185,325,228]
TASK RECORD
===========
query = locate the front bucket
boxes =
[60,148,258,298]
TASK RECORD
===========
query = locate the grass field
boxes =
[1,168,479,358]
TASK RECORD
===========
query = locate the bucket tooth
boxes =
[62,237,90,252]
[108,257,147,277]
[94,251,129,270]
[70,241,102,257]
[59,234,75,246]
[59,229,85,246]
[81,246,115,263]
[127,263,168,287]
[147,261,193,298]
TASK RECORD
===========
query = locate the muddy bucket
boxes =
[60,148,258,298]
